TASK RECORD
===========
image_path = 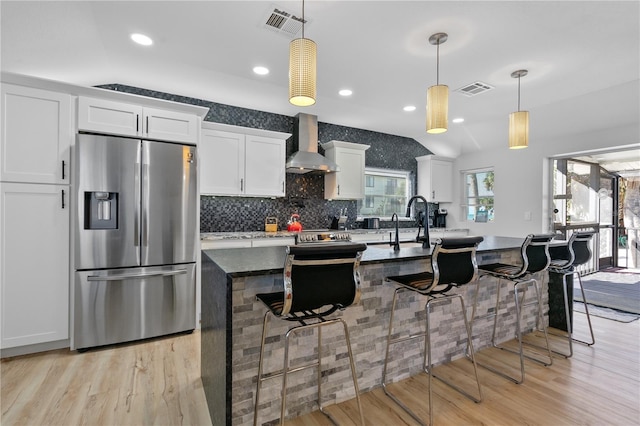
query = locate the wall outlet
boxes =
[524,211,532,221]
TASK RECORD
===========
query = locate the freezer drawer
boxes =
[73,264,195,350]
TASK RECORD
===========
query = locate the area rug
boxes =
[574,301,639,323]
[574,270,640,314]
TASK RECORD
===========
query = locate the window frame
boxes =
[357,167,412,220]
[461,167,495,223]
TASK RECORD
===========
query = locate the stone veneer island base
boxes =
[201,236,553,426]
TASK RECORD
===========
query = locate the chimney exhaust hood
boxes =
[286,113,339,174]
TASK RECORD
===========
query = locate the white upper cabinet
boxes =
[78,97,199,144]
[200,123,289,197]
[416,155,454,202]
[1,84,72,184]
[323,141,370,200]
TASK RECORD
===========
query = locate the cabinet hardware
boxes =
[240,178,244,192]
[136,114,139,132]
[282,181,285,192]
[337,184,340,195]
[432,190,435,199]
[146,116,149,134]
[61,189,65,209]
[62,160,66,180]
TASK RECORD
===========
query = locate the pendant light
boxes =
[289,0,316,106]
[508,69,529,149]
[426,32,448,134]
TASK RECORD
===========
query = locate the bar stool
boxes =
[469,233,556,384]
[548,230,596,357]
[382,236,484,426]
[253,242,367,426]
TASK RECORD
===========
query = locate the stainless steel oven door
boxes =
[73,264,195,350]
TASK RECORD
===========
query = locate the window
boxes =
[358,168,411,218]
[463,168,494,222]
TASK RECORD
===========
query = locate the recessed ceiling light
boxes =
[253,66,269,75]
[403,105,416,112]
[130,33,153,46]
[452,117,465,123]
[339,89,353,96]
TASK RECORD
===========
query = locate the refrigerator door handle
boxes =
[87,269,188,281]
[134,161,141,248]
[142,162,149,247]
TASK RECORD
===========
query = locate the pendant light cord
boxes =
[517,75,521,112]
[436,42,440,85]
[301,0,305,39]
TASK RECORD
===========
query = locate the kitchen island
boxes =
[201,236,549,426]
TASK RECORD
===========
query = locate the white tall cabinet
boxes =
[323,141,370,200]
[1,83,72,351]
[416,155,454,202]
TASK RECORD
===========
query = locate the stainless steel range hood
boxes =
[286,113,339,174]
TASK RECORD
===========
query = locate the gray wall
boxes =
[98,84,432,231]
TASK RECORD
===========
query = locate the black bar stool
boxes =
[253,242,367,426]
[382,236,484,426]
[469,233,556,384]
[548,230,596,357]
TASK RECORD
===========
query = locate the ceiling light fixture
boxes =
[289,0,316,106]
[403,105,416,112]
[339,89,352,96]
[130,33,153,46]
[509,69,529,149]
[452,117,464,123]
[426,32,448,134]
[253,66,269,75]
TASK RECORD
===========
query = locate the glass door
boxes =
[597,171,617,269]
[552,159,599,273]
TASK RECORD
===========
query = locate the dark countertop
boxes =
[202,235,532,277]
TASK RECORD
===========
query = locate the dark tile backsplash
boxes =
[97,84,432,232]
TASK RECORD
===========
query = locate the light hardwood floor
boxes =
[2,315,639,426]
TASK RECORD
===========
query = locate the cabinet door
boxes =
[430,159,453,202]
[78,96,142,137]
[0,183,69,348]
[200,130,244,195]
[244,135,285,197]
[144,107,199,144]
[326,147,366,199]
[1,84,72,184]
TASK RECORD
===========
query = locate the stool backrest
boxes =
[431,236,484,292]
[281,243,367,316]
[524,233,557,274]
[569,230,596,267]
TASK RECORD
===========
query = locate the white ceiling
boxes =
[1,1,639,170]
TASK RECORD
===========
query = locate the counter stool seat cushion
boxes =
[479,263,525,278]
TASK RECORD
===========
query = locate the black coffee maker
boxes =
[433,208,448,228]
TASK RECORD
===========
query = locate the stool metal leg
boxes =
[254,311,272,426]
[469,275,552,385]
[575,272,596,346]
[383,288,482,426]
[550,270,596,358]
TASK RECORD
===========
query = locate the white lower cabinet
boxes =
[0,183,69,349]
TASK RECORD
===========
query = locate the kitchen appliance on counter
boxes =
[287,214,303,232]
[362,217,380,229]
[72,134,197,351]
[434,208,448,228]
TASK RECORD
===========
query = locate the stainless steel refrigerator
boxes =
[73,134,197,350]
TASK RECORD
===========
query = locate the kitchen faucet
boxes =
[406,195,431,248]
[389,213,400,251]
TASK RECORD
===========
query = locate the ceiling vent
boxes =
[263,5,308,37]
[455,81,495,97]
